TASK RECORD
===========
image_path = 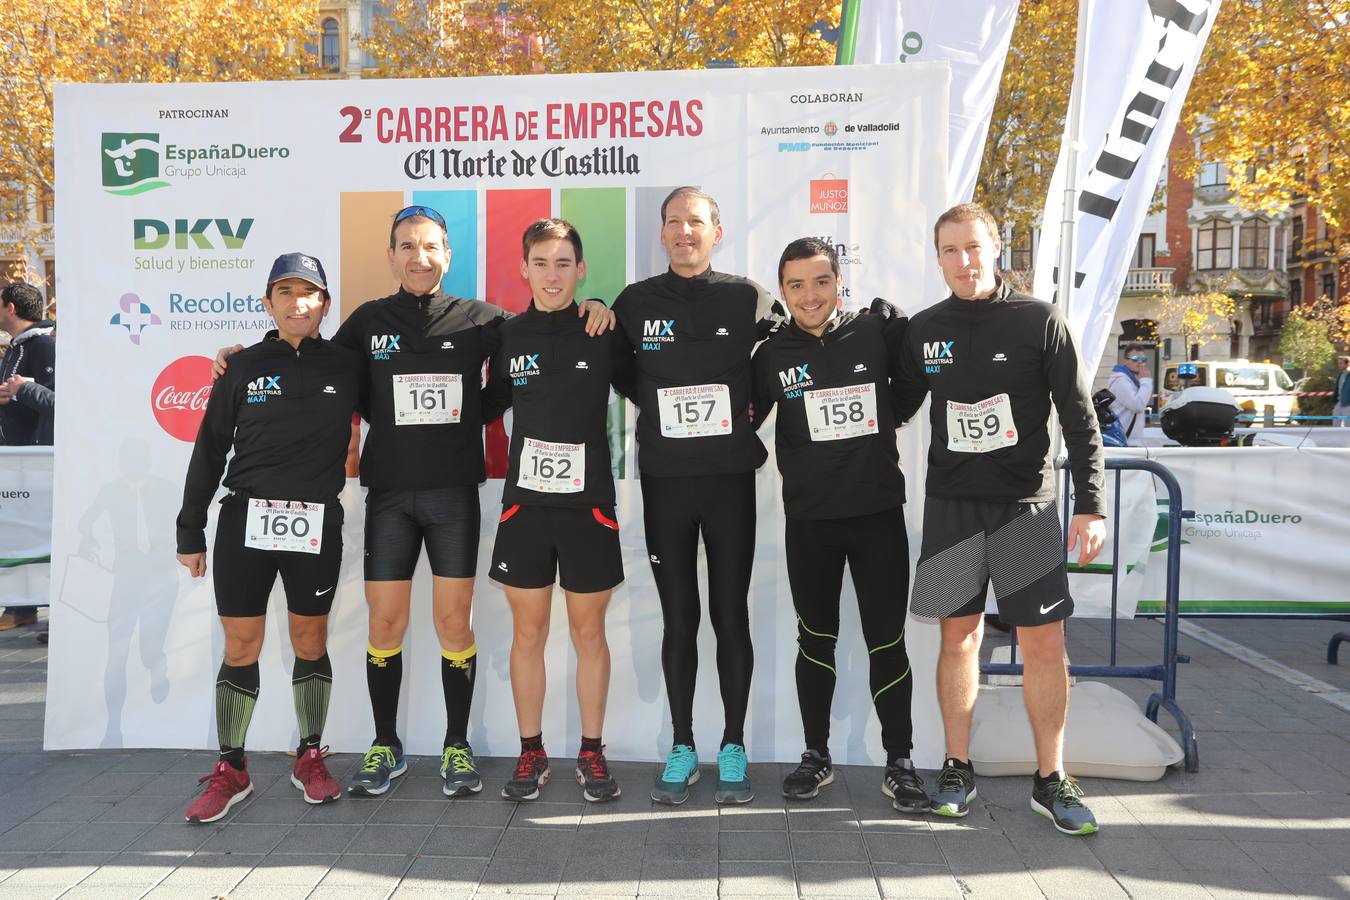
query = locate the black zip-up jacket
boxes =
[894,281,1106,517]
[612,268,781,477]
[752,310,908,520]
[333,287,507,490]
[175,334,361,553]
[481,303,636,508]
[0,321,55,447]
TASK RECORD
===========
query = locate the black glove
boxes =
[868,297,902,319]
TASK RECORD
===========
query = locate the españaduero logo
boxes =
[102,132,291,196]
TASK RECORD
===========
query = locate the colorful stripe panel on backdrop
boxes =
[411,190,477,299]
[338,191,403,321]
[560,187,629,479]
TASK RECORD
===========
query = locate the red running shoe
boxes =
[576,747,621,802]
[291,747,341,804]
[185,758,252,823]
[502,748,550,801]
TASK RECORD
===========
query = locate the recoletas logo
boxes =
[102,133,169,196]
[151,356,214,442]
[109,293,162,345]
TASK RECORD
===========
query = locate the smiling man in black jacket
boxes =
[750,238,928,813]
[895,202,1106,836]
[176,253,360,823]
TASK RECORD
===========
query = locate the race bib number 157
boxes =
[657,383,732,439]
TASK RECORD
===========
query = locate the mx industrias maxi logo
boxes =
[101,133,169,196]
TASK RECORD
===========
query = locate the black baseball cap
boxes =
[266,252,329,294]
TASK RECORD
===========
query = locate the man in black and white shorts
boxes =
[896,203,1107,836]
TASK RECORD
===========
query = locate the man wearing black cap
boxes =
[177,253,360,823]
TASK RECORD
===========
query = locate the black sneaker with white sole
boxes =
[882,757,929,813]
[782,750,833,800]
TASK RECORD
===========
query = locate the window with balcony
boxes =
[321,18,340,71]
[1134,233,1157,268]
[1198,162,1228,186]
[1197,219,1232,270]
[1238,220,1269,269]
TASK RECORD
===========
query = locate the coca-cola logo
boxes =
[151,355,214,442]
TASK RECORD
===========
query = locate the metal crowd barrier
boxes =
[980,457,1200,773]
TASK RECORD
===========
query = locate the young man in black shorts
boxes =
[750,238,927,812]
[896,203,1107,835]
[176,253,359,822]
[481,218,635,802]
[215,209,612,799]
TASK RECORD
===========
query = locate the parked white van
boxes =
[1159,360,1299,424]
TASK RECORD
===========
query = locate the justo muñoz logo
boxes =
[151,355,214,442]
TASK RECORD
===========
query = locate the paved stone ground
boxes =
[1,612,1348,899]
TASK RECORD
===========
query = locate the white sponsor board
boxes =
[0,447,53,606]
[48,65,952,764]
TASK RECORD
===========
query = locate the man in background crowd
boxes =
[1106,346,1153,445]
[0,281,56,633]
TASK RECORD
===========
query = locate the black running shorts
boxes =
[364,486,480,581]
[212,498,344,618]
[910,498,1073,627]
[489,504,624,594]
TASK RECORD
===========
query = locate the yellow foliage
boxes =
[359,0,837,77]
[1185,0,1350,231]
[1153,288,1238,355]
[0,0,323,250]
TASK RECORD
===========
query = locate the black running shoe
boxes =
[576,747,621,802]
[1031,772,1098,836]
[502,748,550,801]
[782,750,833,800]
[882,757,929,813]
[929,758,977,817]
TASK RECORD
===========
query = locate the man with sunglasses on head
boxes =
[214,205,613,800]
[1106,347,1153,445]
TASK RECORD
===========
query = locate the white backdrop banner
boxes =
[0,447,53,606]
[1033,0,1221,370]
[850,0,1019,205]
[48,64,953,764]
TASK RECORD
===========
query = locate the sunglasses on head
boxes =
[394,205,447,228]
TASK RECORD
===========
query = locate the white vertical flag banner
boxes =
[1034,0,1222,366]
[849,0,1019,205]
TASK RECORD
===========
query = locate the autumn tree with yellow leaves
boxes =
[0,0,322,255]
[361,0,837,79]
[1184,1,1350,233]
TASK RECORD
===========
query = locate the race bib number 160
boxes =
[245,499,324,554]
[657,383,732,439]
[946,393,1018,453]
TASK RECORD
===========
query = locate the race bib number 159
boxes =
[946,393,1018,453]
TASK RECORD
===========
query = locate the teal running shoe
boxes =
[651,744,699,804]
[1031,773,1099,835]
[715,743,753,805]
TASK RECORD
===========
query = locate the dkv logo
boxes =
[152,356,214,442]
